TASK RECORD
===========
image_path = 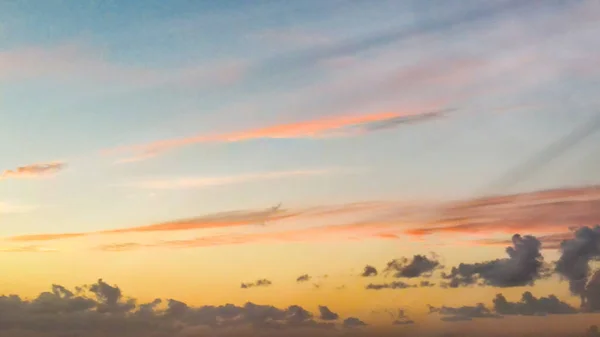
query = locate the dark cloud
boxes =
[441,234,545,288]
[360,109,452,132]
[555,225,600,307]
[0,279,362,337]
[241,279,272,289]
[365,281,416,290]
[342,317,367,328]
[429,303,502,322]
[493,291,578,316]
[420,280,436,287]
[318,306,339,321]
[391,309,414,325]
[361,265,378,277]
[296,274,311,283]
[384,254,442,278]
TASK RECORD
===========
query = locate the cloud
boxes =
[383,254,442,278]
[555,225,600,307]
[0,162,66,180]
[342,317,367,328]
[404,185,600,238]
[429,303,502,322]
[240,279,272,289]
[318,306,339,321]
[361,265,378,277]
[122,169,340,190]
[493,291,578,316]
[441,234,545,288]
[365,281,416,290]
[390,309,415,325]
[0,279,360,337]
[296,274,311,283]
[105,110,442,163]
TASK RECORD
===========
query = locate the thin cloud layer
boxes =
[0,162,66,180]
[405,185,600,238]
[106,110,442,163]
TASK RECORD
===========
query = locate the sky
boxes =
[1,0,600,336]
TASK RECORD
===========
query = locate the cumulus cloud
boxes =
[429,303,502,322]
[383,254,442,278]
[365,281,416,290]
[0,279,363,337]
[241,279,273,289]
[342,317,367,328]
[493,291,578,315]
[441,234,545,288]
[318,306,339,321]
[361,265,378,277]
[296,274,311,283]
[555,225,600,307]
[0,162,66,180]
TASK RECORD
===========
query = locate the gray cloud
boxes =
[441,234,545,288]
[555,225,600,307]
[361,265,378,277]
[318,306,339,321]
[240,279,273,289]
[420,280,436,288]
[391,309,414,325]
[429,303,502,322]
[384,254,442,278]
[0,279,365,337]
[365,281,416,290]
[493,291,578,316]
[296,274,311,283]
[342,317,367,328]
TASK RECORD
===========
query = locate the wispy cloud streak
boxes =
[0,162,66,180]
[105,110,439,163]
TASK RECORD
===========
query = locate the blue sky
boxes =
[1,0,599,236]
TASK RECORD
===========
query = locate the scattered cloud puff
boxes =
[365,281,415,290]
[361,265,378,277]
[240,279,272,289]
[383,254,442,278]
[296,274,311,283]
[318,306,339,321]
[0,162,66,180]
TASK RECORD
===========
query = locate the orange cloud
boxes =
[6,202,390,242]
[404,185,600,238]
[0,162,66,180]
[105,110,442,163]
[97,222,398,251]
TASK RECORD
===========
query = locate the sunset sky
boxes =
[1,1,600,336]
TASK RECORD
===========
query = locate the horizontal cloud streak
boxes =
[106,109,442,163]
[6,185,600,249]
[0,162,66,180]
